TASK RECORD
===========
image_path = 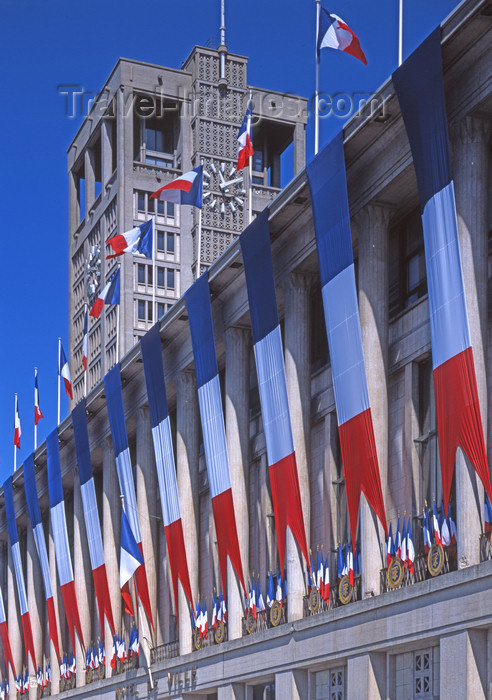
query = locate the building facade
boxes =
[1,1,492,699]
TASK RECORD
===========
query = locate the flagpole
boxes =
[84,303,88,399]
[116,300,120,363]
[57,338,61,426]
[13,394,17,472]
[34,368,38,451]
[314,0,321,155]
[152,215,156,325]
[398,0,403,66]
[248,90,253,225]
[196,161,203,280]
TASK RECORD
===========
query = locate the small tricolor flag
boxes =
[59,344,73,400]
[89,268,120,320]
[120,507,144,617]
[106,219,153,260]
[34,370,44,426]
[14,394,21,449]
[150,166,203,208]
[237,100,254,171]
[82,309,88,371]
[317,9,367,65]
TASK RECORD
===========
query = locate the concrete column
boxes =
[224,326,250,639]
[136,406,158,652]
[283,271,312,620]
[157,524,171,645]
[73,474,91,687]
[48,522,61,694]
[101,119,113,186]
[176,370,200,655]
[347,652,386,700]
[440,630,487,699]
[68,170,79,234]
[355,203,391,597]
[293,122,306,176]
[26,528,43,699]
[451,115,490,567]
[84,148,96,213]
[275,669,308,700]
[103,437,121,676]
[218,683,246,700]
[7,546,21,694]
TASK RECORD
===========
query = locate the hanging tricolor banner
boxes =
[119,507,143,615]
[140,324,194,618]
[0,585,15,678]
[106,220,153,260]
[46,429,85,653]
[392,29,492,509]
[89,268,120,319]
[103,365,154,631]
[3,477,37,671]
[23,454,61,661]
[72,400,116,641]
[185,274,246,596]
[306,133,387,547]
[240,209,309,571]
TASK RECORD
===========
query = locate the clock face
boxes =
[202,160,246,216]
[84,245,101,305]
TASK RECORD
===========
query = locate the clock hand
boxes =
[219,176,243,190]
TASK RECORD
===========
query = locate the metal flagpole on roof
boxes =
[196,159,204,279]
[34,368,38,450]
[248,89,253,225]
[13,394,17,472]
[314,0,321,155]
[116,297,120,364]
[84,303,88,399]
[398,0,403,66]
[152,215,156,325]
[57,337,61,426]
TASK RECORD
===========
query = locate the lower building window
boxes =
[414,650,432,698]
[330,668,345,700]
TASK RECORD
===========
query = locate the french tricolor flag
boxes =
[119,507,144,615]
[306,133,388,549]
[317,8,367,65]
[240,209,309,572]
[104,365,154,631]
[23,454,61,662]
[140,324,195,620]
[185,274,246,597]
[82,309,88,371]
[150,166,203,208]
[14,395,21,449]
[106,219,153,260]
[237,100,254,171]
[46,429,85,654]
[3,477,37,672]
[72,401,116,641]
[34,371,43,426]
[89,268,120,320]
[0,584,16,678]
[59,344,73,401]
[393,30,492,511]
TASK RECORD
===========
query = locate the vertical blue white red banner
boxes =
[392,29,492,509]
[104,365,154,631]
[23,454,61,661]
[72,400,116,642]
[0,584,16,678]
[306,133,387,547]
[3,477,37,671]
[46,429,85,654]
[140,324,195,619]
[185,273,246,596]
[240,209,309,571]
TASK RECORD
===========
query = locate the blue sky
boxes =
[0,0,460,482]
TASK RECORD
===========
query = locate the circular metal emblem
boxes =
[270,600,282,627]
[86,667,93,684]
[427,543,444,577]
[387,557,405,590]
[214,620,226,644]
[98,663,105,680]
[192,628,201,651]
[245,611,256,634]
[338,575,353,605]
[309,586,320,613]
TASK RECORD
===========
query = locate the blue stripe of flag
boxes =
[140,324,169,428]
[23,454,43,528]
[306,131,354,286]
[185,273,218,389]
[392,28,451,212]
[104,364,129,458]
[3,478,19,546]
[46,429,64,508]
[72,400,93,486]
[240,209,279,344]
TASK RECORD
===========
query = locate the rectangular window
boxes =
[419,358,442,507]
[252,150,263,172]
[157,200,165,215]
[414,650,432,699]
[167,202,175,218]
[167,268,175,289]
[137,264,145,285]
[157,303,166,319]
[157,231,165,252]
[311,284,329,372]
[157,267,165,287]
[329,668,345,700]
[138,300,146,321]
[137,191,145,213]
[147,301,153,321]
[389,209,427,317]
[167,232,175,253]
